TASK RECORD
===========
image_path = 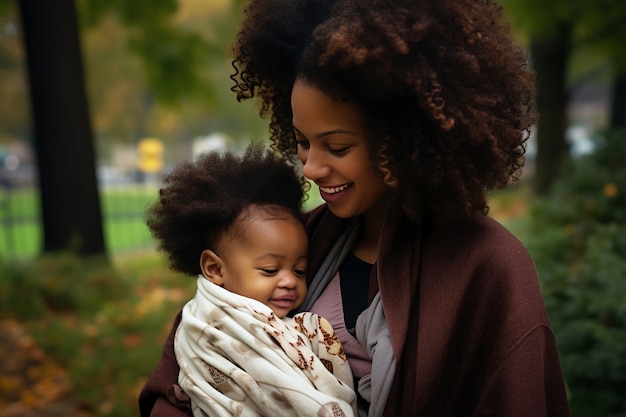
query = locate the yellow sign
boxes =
[138,138,164,174]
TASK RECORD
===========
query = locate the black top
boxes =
[339,252,373,335]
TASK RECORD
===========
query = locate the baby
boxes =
[145,144,356,417]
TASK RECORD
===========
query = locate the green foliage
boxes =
[128,24,217,105]
[0,258,46,319]
[1,253,126,319]
[78,0,236,106]
[523,129,626,417]
[0,251,194,415]
[502,0,626,72]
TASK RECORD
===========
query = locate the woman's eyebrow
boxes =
[293,125,358,139]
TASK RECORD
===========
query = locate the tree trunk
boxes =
[530,25,571,196]
[609,72,626,129]
[18,0,107,257]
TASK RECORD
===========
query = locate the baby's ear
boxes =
[200,250,224,285]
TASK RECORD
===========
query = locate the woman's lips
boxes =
[318,183,351,203]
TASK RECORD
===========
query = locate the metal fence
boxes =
[0,164,159,259]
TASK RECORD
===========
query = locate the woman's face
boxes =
[291,78,389,219]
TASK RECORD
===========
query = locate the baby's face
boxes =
[206,215,308,318]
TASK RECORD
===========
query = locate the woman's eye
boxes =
[329,146,350,155]
[296,139,310,149]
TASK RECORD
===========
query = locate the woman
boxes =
[140,0,570,415]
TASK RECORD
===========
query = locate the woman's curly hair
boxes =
[146,144,305,276]
[231,0,536,222]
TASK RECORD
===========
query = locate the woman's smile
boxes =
[319,183,352,203]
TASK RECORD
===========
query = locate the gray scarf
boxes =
[299,218,395,417]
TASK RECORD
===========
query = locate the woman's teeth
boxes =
[320,184,349,194]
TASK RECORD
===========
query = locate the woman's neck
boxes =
[351,200,390,264]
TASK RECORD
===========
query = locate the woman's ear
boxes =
[200,249,224,285]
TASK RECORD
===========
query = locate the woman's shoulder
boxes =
[422,213,535,277]
[419,214,548,327]
[430,213,527,254]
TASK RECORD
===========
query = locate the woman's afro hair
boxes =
[231,0,537,223]
[146,143,304,276]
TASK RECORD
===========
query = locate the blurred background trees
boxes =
[3,0,263,257]
[501,0,626,194]
[1,0,624,256]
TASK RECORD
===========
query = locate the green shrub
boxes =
[0,258,45,319]
[524,129,626,417]
[0,252,128,319]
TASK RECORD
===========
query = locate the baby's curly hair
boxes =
[231,0,536,222]
[146,144,305,276]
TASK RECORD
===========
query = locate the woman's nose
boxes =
[302,149,331,181]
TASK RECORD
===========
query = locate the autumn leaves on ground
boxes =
[0,319,74,416]
[0,252,194,416]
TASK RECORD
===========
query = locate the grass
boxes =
[0,187,41,256]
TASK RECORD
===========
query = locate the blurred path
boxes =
[0,319,80,417]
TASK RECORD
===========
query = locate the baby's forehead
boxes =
[222,204,304,242]
[237,204,302,224]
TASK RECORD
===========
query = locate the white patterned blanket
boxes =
[175,276,357,417]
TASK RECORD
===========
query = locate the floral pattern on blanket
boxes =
[175,277,356,417]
